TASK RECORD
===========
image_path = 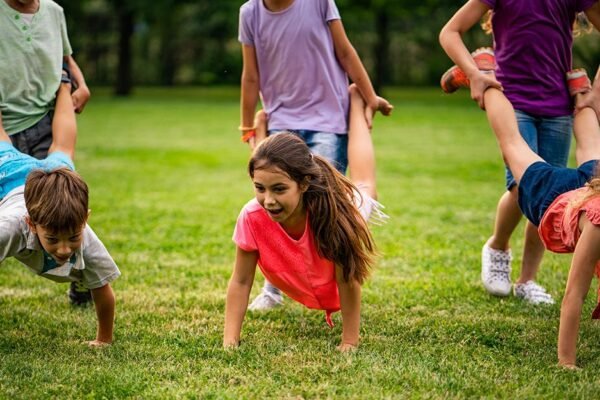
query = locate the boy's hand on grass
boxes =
[87,340,111,348]
[469,71,502,110]
[337,342,358,353]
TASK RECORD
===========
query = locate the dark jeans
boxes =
[10,111,53,159]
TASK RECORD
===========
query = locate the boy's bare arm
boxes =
[439,0,501,109]
[328,20,392,128]
[64,56,91,114]
[90,283,115,345]
[335,264,361,352]
[48,82,77,159]
[558,219,600,368]
[223,247,258,347]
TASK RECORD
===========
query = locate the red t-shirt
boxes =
[233,199,340,316]
[539,187,600,253]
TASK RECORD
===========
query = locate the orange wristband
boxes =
[241,130,256,142]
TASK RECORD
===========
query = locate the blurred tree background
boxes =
[57,0,600,95]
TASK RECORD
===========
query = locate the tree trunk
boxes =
[373,9,390,94]
[115,6,134,96]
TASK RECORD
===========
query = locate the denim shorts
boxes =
[9,111,53,160]
[506,110,573,190]
[518,160,597,226]
[270,130,348,173]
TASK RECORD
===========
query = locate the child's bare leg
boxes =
[48,80,77,159]
[348,84,377,199]
[573,94,600,166]
[483,88,543,185]
[254,109,267,144]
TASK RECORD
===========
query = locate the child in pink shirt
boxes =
[224,86,385,351]
[477,68,600,368]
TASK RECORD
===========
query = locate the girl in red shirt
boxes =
[224,85,386,351]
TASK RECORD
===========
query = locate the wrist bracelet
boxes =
[241,130,256,142]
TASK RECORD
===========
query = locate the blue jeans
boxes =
[270,130,348,173]
[505,110,572,190]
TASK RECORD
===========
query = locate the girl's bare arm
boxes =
[335,264,361,351]
[223,247,258,347]
[558,218,600,367]
[439,0,500,109]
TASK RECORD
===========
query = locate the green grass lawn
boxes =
[1,87,600,399]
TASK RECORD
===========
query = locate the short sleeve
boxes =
[233,207,258,251]
[583,197,600,227]
[59,11,73,56]
[44,151,75,171]
[80,226,120,289]
[479,0,495,10]
[0,217,26,263]
[324,0,341,22]
[238,3,255,46]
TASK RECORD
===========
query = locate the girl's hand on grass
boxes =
[87,340,110,348]
[337,342,358,353]
[223,339,241,349]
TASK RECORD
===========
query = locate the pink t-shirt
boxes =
[539,187,600,253]
[233,199,340,313]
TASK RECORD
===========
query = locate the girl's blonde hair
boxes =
[481,10,591,37]
[249,133,376,284]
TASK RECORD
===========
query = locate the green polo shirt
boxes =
[0,0,72,135]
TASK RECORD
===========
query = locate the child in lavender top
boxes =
[238,0,392,310]
[440,0,600,305]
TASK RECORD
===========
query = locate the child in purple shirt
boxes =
[238,0,392,310]
[440,0,600,305]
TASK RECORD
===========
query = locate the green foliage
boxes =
[1,88,600,398]
[57,0,600,89]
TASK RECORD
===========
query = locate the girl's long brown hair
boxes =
[249,133,375,284]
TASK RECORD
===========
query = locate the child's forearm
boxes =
[337,271,362,347]
[340,53,378,109]
[223,280,252,346]
[240,78,260,129]
[558,294,584,366]
[91,284,115,344]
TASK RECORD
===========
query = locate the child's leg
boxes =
[254,110,267,144]
[573,96,600,166]
[48,79,77,159]
[483,88,544,185]
[347,84,377,199]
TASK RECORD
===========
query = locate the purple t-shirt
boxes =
[239,0,349,133]
[480,0,596,117]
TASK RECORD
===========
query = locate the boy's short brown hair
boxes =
[24,168,89,233]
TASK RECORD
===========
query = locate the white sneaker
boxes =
[248,290,283,311]
[514,281,555,305]
[481,243,512,296]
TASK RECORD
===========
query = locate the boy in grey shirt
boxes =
[0,71,119,346]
